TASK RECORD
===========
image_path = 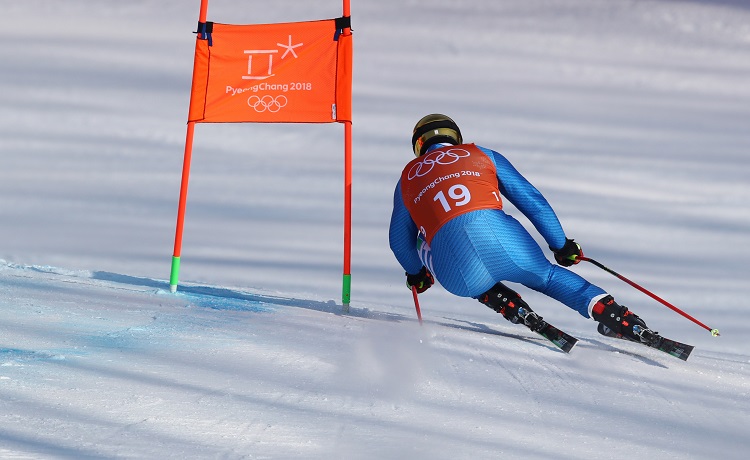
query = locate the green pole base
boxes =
[169,256,181,293]
[342,273,351,312]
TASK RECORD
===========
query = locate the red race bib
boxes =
[400,144,503,243]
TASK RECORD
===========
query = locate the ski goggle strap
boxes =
[412,120,462,156]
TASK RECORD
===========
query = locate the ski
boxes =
[480,295,578,353]
[533,320,578,353]
[652,336,694,361]
[516,309,578,353]
[597,324,693,361]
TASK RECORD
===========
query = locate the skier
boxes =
[389,113,657,344]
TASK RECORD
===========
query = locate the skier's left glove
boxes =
[406,266,434,293]
[552,238,583,267]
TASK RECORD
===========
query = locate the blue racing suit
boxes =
[389,144,605,318]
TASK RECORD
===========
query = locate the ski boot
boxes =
[478,282,545,332]
[592,295,660,346]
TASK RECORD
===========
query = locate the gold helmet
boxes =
[411,113,463,157]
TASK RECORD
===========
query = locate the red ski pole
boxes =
[411,286,424,325]
[578,256,719,336]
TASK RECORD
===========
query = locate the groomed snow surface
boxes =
[1,1,749,458]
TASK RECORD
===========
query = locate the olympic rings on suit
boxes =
[407,148,471,180]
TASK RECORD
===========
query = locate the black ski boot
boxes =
[477,283,544,332]
[592,295,659,345]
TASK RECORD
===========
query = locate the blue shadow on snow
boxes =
[91,271,407,323]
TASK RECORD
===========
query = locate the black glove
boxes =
[552,238,583,267]
[406,266,434,293]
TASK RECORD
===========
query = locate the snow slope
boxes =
[1,0,749,458]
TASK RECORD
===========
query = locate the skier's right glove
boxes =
[406,266,434,293]
[552,238,583,267]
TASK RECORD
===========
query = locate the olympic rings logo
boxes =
[407,148,471,180]
[247,95,288,113]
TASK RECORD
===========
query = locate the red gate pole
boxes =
[170,0,210,293]
[341,0,353,310]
